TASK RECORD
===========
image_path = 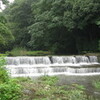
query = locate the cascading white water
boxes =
[89,56,98,64]
[5,56,100,77]
[75,56,90,63]
[6,56,51,65]
[52,56,77,64]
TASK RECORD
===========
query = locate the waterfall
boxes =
[89,56,98,63]
[6,56,51,65]
[52,56,77,64]
[5,56,100,77]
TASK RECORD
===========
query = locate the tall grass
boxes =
[6,47,53,56]
[6,47,27,56]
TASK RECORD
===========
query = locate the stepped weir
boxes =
[5,56,100,77]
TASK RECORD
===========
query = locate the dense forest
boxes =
[0,1,100,100]
[0,0,100,54]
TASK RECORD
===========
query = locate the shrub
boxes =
[93,80,100,89]
[15,77,32,83]
[0,80,22,100]
[72,84,85,90]
[39,76,58,86]
[0,56,9,83]
[0,56,22,100]
[6,47,27,56]
[6,47,53,56]
[0,53,8,56]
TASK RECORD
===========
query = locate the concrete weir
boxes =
[5,56,100,77]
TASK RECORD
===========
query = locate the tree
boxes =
[0,12,14,52]
[4,0,100,54]
[0,0,9,10]
[28,0,100,54]
[4,0,34,48]
[0,0,8,4]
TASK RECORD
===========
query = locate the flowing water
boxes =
[5,56,100,77]
[4,56,100,99]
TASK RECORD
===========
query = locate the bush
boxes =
[15,77,32,83]
[0,53,8,56]
[93,80,100,89]
[0,80,22,100]
[6,47,53,56]
[39,76,58,86]
[0,56,22,100]
[6,47,27,56]
[0,66,9,84]
[0,57,9,83]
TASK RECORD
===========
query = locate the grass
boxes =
[0,54,100,100]
[0,53,8,56]
[6,47,27,56]
[12,76,97,100]
[3,47,100,56]
[6,47,53,56]
[0,74,98,100]
[93,80,100,89]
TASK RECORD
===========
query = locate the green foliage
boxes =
[4,0,34,48]
[6,47,52,56]
[0,57,9,83]
[4,0,100,54]
[0,67,9,83]
[93,80,100,89]
[0,22,13,44]
[39,76,58,86]
[72,84,85,90]
[28,0,100,54]
[14,77,32,83]
[0,13,14,52]
[6,47,27,56]
[0,56,21,99]
[0,53,8,56]
[0,80,22,100]
[0,14,7,24]
[16,76,95,100]
[0,56,22,100]
[0,56,6,66]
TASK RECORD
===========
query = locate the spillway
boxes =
[5,56,100,77]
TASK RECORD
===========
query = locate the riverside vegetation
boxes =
[0,0,100,55]
[0,56,22,100]
[1,47,100,56]
[5,47,52,56]
[0,56,100,100]
[0,0,100,100]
